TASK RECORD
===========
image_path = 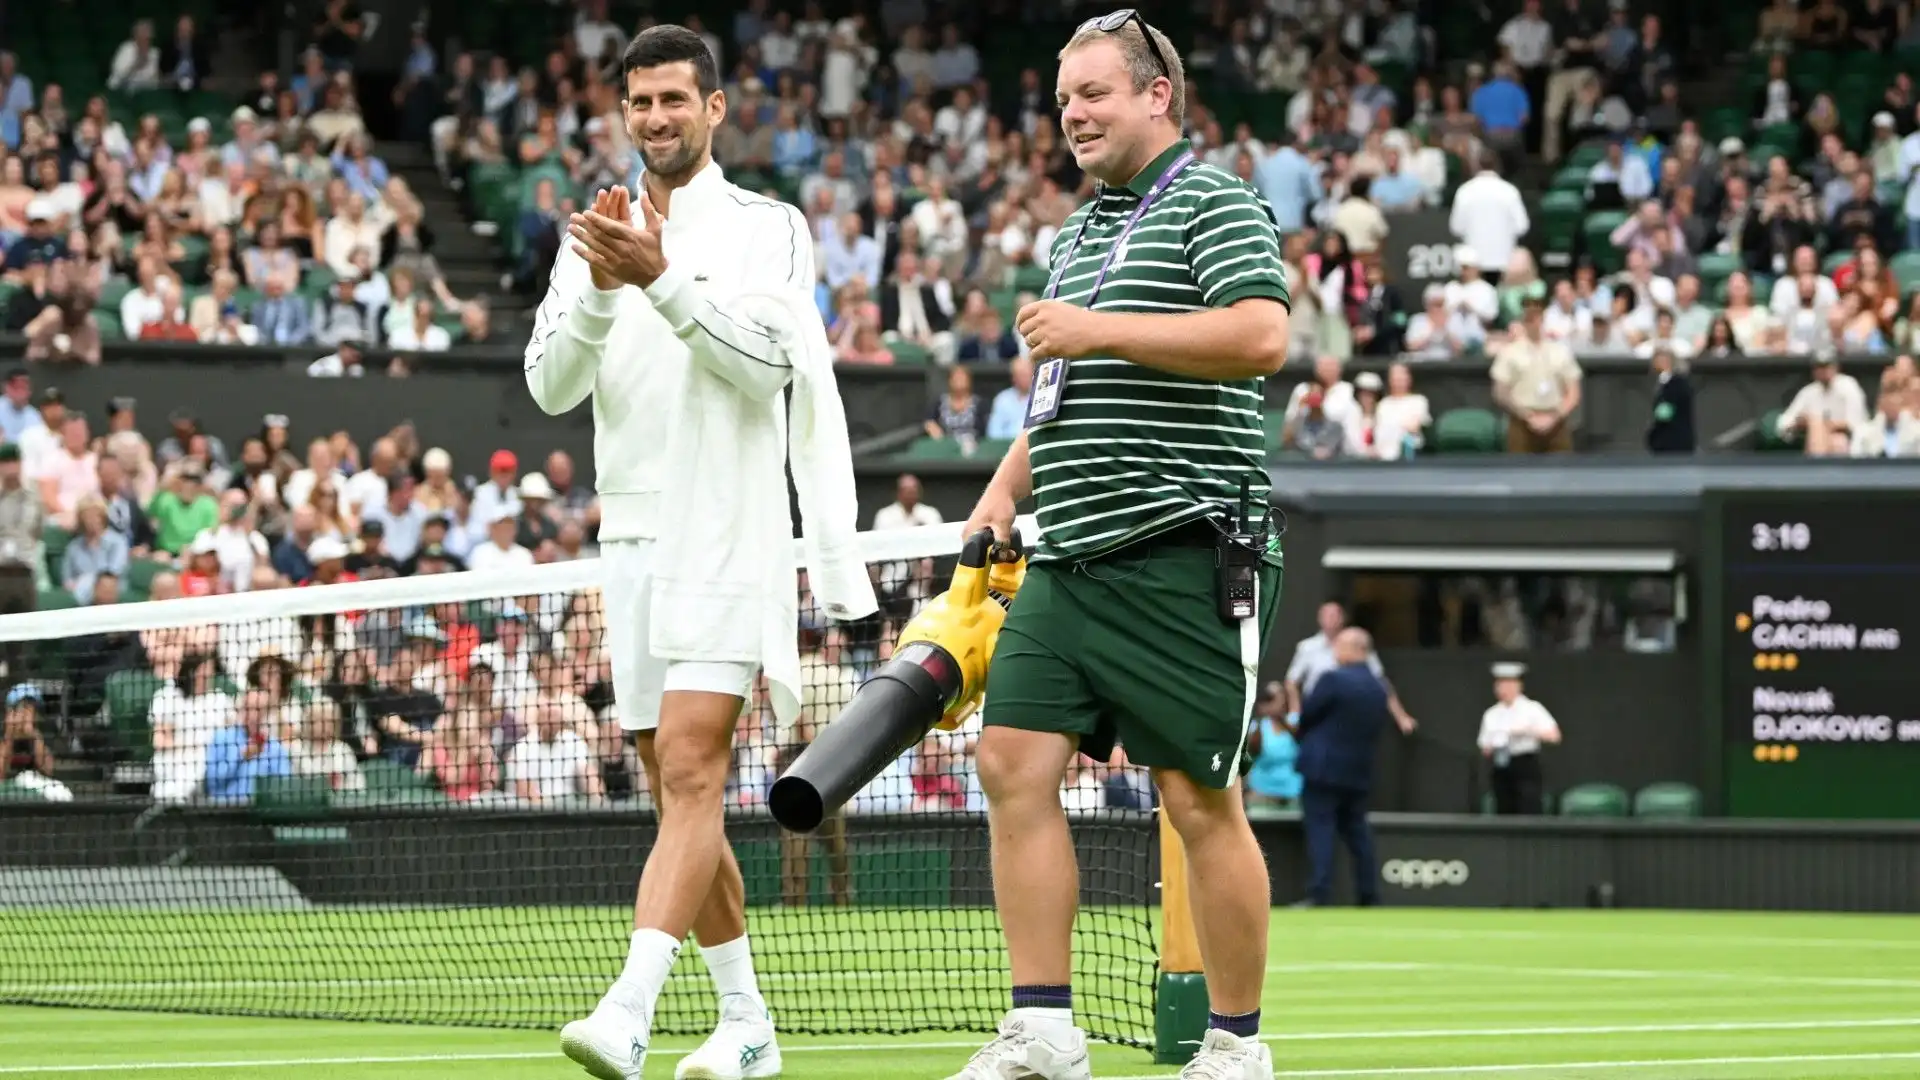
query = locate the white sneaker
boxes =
[1178,1029,1272,1079]
[560,1001,650,1080]
[942,1014,1093,1080]
[676,993,783,1079]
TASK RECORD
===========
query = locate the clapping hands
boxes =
[569,185,671,291]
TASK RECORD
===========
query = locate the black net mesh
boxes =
[0,528,1158,1045]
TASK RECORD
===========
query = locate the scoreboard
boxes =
[1711,492,1920,819]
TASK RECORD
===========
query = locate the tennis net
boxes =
[0,520,1158,1045]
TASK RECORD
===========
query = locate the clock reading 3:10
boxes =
[1751,522,1812,552]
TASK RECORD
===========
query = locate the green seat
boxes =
[1822,250,1852,275]
[35,588,77,612]
[1582,211,1629,275]
[1890,251,1920,294]
[1633,781,1704,819]
[360,758,427,793]
[973,438,1014,461]
[1564,142,1606,170]
[1704,106,1749,143]
[1694,252,1742,296]
[126,557,167,594]
[93,310,124,341]
[898,436,967,461]
[885,339,932,366]
[1430,408,1503,454]
[1011,264,1051,293]
[105,669,164,763]
[96,279,134,311]
[1756,122,1801,157]
[1538,190,1586,255]
[1790,50,1835,93]
[1548,165,1589,193]
[1559,782,1631,818]
[40,523,72,583]
[1262,409,1286,453]
[1755,407,1798,451]
[252,774,333,819]
[300,264,337,298]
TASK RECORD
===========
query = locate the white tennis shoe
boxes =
[675,992,782,1079]
[943,1014,1093,1080]
[560,1000,649,1080]
[1177,1028,1273,1079]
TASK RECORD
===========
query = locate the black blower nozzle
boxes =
[768,642,963,833]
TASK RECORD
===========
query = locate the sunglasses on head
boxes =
[1078,8,1171,79]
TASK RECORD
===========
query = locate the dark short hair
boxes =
[622,25,720,98]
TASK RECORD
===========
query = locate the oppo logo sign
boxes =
[1382,859,1471,889]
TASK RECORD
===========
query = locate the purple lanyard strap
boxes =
[1044,149,1196,307]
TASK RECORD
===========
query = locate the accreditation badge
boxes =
[1025,358,1068,428]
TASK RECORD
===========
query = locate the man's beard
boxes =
[637,127,707,179]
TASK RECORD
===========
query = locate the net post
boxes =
[1154,807,1207,1065]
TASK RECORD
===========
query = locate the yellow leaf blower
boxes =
[769,527,1028,833]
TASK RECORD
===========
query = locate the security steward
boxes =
[1476,661,1563,814]
[1294,627,1391,908]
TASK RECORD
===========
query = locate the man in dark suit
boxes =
[1294,628,1391,907]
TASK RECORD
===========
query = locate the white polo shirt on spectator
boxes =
[283,467,347,510]
[1498,14,1554,69]
[17,422,59,484]
[1449,172,1530,274]
[1777,372,1869,436]
[1477,695,1560,756]
[507,728,592,801]
[1285,379,1358,425]
[1286,632,1387,699]
[468,482,521,540]
[120,283,171,340]
[342,469,388,516]
[389,321,452,352]
[873,499,942,532]
[468,537,535,573]
[1768,275,1840,318]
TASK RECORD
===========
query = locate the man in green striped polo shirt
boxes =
[948,11,1289,1080]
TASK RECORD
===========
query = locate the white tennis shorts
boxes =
[601,538,757,732]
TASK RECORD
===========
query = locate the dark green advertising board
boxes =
[1703,490,1920,819]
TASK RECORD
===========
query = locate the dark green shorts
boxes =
[983,536,1283,789]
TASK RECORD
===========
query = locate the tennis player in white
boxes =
[524,24,875,1080]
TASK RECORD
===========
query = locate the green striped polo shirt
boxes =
[1027,138,1291,564]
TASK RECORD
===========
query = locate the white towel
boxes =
[736,290,878,625]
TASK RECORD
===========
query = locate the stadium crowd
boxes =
[8,0,1920,812]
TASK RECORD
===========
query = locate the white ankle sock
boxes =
[607,927,682,1019]
[698,934,765,1005]
[1010,1006,1076,1046]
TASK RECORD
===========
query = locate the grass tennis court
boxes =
[3,908,1918,1078]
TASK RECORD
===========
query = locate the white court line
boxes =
[1265,1017,1920,1041]
[1108,1051,1920,1078]
[1324,926,1920,950]
[1380,960,1920,990]
[0,1038,994,1074]
[1270,959,1920,990]
[6,1018,1920,1073]
[23,958,1906,997]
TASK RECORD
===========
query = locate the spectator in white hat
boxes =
[416,447,459,514]
[1870,112,1903,188]
[1477,662,1561,815]
[4,199,66,269]
[514,472,560,552]
[467,507,534,573]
